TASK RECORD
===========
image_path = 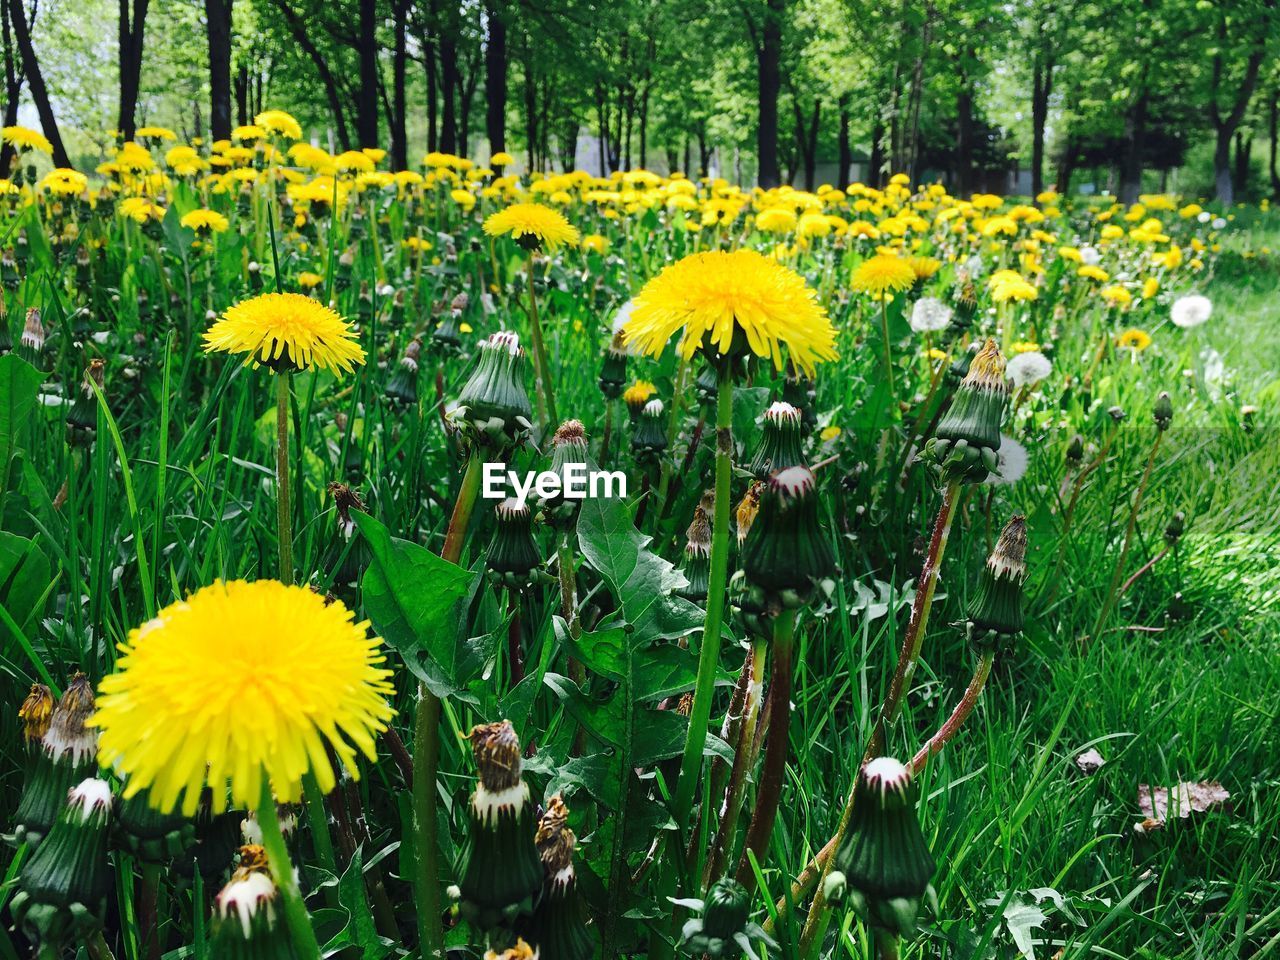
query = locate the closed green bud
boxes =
[677,498,713,605]
[677,877,776,959]
[740,466,837,603]
[486,499,544,589]
[1065,434,1084,466]
[385,338,422,408]
[541,420,589,529]
[921,339,1008,483]
[11,778,114,946]
[631,398,667,462]
[456,722,543,931]
[13,674,97,849]
[828,758,935,938]
[1153,391,1173,431]
[67,360,106,445]
[694,360,719,406]
[451,331,534,448]
[1164,511,1185,545]
[519,796,594,960]
[966,515,1028,649]
[748,402,807,478]
[598,332,628,399]
[209,846,299,959]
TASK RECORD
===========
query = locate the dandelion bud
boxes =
[827,758,935,938]
[357,281,374,322]
[457,721,543,930]
[450,331,534,448]
[677,497,713,604]
[19,683,54,746]
[542,420,589,528]
[1153,391,1173,432]
[1164,511,1185,545]
[389,288,407,328]
[518,796,593,960]
[694,360,719,406]
[14,674,97,849]
[335,247,355,289]
[385,338,422,407]
[1107,405,1126,423]
[2,248,21,288]
[115,786,197,863]
[210,847,293,958]
[748,401,807,477]
[966,515,1028,649]
[735,481,763,548]
[740,466,837,614]
[622,380,656,421]
[950,280,978,334]
[782,367,818,430]
[20,307,45,363]
[921,339,1008,484]
[67,359,106,444]
[432,298,464,354]
[1065,434,1084,466]
[598,331,629,399]
[631,398,667,462]
[677,877,777,959]
[486,499,544,589]
[11,778,115,946]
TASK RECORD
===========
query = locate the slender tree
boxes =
[357,0,378,147]
[6,0,71,167]
[118,0,150,141]
[205,0,233,140]
[485,1,506,157]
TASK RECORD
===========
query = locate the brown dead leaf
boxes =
[1136,780,1230,831]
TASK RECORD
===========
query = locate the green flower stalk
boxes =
[920,338,1009,484]
[486,499,544,590]
[66,359,105,446]
[520,795,594,960]
[14,674,97,849]
[456,721,544,931]
[748,401,808,478]
[385,337,423,408]
[675,877,777,960]
[11,778,115,948]
[209,845,300,960]
[450,330,535,448]
[825,758,936,941]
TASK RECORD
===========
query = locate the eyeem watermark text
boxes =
[482,463,628,506]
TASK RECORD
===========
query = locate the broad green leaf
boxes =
[353,511,475,698]
[0,531,52,631]
[0,354,44,501]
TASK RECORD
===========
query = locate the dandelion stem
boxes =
[879,297,896,393]
[1093,431,1163,640]
[909,649,995,776]
[524,253,557,430]
[257,776,322,960]
[735,608,797,883]
[798,478,962,956]
[275,372,294,587]
[671,368,734,839]
[414,452,483,959]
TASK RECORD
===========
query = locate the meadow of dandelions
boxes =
[0,113,1274,960]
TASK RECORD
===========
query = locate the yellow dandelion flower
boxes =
[232,124,266,142]
[297,271,323,289]
[581,233,610,255]
[2,125,52,154]
[851,253,916,296]
[1100,284,1132,308]
[335,150,375,173]
[1117,328,1151,351]
[39,168,89,196]
[136,125,176,141]
[622,249,837,376]
[907,255,941,281]
[490,151,515,167]
[255,109,303,140]
[204,292,366,375]
[1077,265,1109,282]
[180,209,230,234]
[119,196,165,223]
[90,580,395,815]
[989,269,1037,303]
[755,207,798,234]
[451,188,477,211]
[820,425,842,443]
[483,201,579,251]
[623,380,657,411]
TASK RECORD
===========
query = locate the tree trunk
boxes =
[271,0,352,150]
[1055,137,1075,194]
[868,114,885,188]
[356,0,378,147]
[1269,86,1279,200]
[485,2,506,157]
[837,94,851,188]
[440,30,459,154]
[956,71,973,194]
[1118,90,1147,204]
[754,0,785,187]
[6,0,70,166]
[117,0,149,141]
[235,62,249,126]
[204,0,233,141]
[1233,133,1250,198]
[1030,49,1053,199]
[391,0,407,169]
[423,23,438,151]
[1,0,23,176]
